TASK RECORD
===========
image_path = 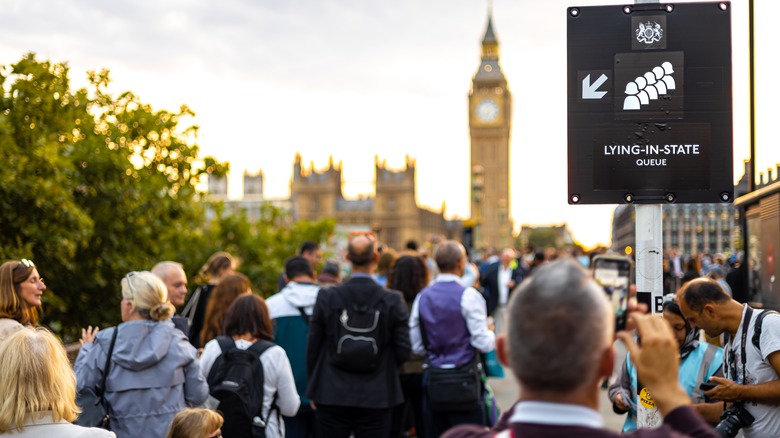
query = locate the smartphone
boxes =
[592,255,632,331]
[699,382,718,391]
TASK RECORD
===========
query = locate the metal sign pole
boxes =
[635,205,664,429]
[632,0,665,429]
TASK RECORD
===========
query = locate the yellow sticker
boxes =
[639,388,656,409]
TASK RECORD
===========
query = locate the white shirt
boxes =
[509,401,604,428]
[200,339,301,438]
[408,273,496,361]
[498,265,512,306]
[724,306,780,438]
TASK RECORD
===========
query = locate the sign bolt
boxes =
[624,193,634,203]
[665,193,675,203]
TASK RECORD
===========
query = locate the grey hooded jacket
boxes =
[74,320,209,438]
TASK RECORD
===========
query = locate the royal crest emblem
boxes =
[636,21,663,44]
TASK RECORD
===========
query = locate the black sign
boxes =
[567,2,732,205]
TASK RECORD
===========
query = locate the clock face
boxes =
[476,99,499,122]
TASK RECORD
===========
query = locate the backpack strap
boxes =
[180,285,203,326]
[297,307,310,325]
[751,310,780,354]
[216,335,236,353]
[246,339,277,423]
[246,339,276,357]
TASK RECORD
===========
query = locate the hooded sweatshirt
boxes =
[266,281,321,409]
[74,320,209,438]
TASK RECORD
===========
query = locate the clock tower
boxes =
[469,12,513,249]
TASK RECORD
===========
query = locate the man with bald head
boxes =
[409,240,496,436]
[306,232,411,438]
[151,260,189,336]
[444,259,719,438]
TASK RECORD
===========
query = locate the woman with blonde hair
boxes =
[182,251,237,348]
[167,408,223,438]
[0,328,115,437]
[200,272,252,347]
[75,271,209,438]
[0,259,47,341]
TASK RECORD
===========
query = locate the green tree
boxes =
[196,203,335,296]
[0,53,227,340]
[0,53,335,340]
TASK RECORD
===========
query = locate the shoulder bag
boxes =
[74,326,118,429]
[420,316,482,412]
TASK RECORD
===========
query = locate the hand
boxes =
[618,312,689,415]
[704,376,742,402]
[81,326,99,344]
[487,316,495,332]
[614,392,629,411]
[310,400,317,411]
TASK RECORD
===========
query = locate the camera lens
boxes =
[714,404,755,438]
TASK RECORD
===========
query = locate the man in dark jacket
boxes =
[306,232,411,438]
[443,260,718,438]
[479,248,523,332]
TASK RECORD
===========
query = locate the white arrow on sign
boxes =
[582,74,608,99]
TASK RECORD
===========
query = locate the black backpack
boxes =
[330,289,385,373]
[207,337,277,438]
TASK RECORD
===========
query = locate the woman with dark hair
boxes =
[199,273,251,347]
[387,255,430,438]
[182,251,237,348]
[0,259,46,342]
[608,297,724,431]
[200,294,300,438]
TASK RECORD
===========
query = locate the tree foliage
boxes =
[0,54,333,340]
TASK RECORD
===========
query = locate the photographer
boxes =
[678,278,780,437]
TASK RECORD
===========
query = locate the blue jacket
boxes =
[610,341,722,432]
[74,320,208,438]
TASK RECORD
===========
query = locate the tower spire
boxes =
[481,8,499,60]
[483,1,496,45]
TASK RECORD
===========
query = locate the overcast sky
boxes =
[1,0,776,249]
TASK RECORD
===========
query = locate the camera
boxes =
[715,402,755,438]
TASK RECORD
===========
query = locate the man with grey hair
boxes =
[151,260,189,336]
[443,259,718,438]
[409,239,495,436]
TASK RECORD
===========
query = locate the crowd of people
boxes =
[0,236,778,438]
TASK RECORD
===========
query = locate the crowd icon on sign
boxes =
[623,61,676,110]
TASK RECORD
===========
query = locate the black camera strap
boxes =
[728,306,753,385]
